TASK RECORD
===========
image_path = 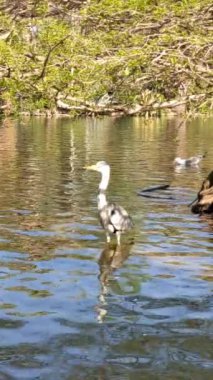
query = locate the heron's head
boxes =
[84,161,110,190]
[84,161,110,173]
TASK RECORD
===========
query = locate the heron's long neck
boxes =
[97,166,110,210]
[99,167,110,191]
[97,191,108,211]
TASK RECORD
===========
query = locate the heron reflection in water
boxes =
[84,161,133,245]
[97,243,132,323]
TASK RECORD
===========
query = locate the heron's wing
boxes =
[108,204,133,232]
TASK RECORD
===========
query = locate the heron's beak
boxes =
[84,164,97,170]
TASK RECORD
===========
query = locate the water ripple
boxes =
[0,116,213,379]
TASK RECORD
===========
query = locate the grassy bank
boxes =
[0,0,212,116]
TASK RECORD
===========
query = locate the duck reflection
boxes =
[96,243,132,323]
[200,214,213,232]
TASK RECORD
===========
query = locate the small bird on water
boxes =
[173,153,206,167]
[84,161,133,245]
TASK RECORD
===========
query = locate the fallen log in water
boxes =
[191,171,213,214]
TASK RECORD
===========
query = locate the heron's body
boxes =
[85,161,133,245]
[99,198,133,244]
[174,154,206,167]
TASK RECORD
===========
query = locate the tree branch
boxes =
[36,34,71,81]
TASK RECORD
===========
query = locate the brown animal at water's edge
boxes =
[191,171,213,214]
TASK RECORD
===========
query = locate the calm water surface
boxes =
[0,116,212,380]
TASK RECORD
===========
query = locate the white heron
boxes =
[85,161,133,245]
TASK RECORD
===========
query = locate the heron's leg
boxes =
[106,233,111,243]
[116,231,121,245]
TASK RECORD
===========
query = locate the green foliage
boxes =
[0,0,212,115]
